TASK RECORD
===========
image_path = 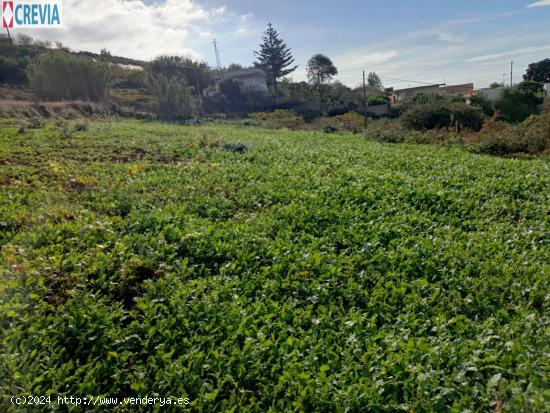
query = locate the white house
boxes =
[215,68,268,94]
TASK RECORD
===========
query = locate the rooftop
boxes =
[218,68,266,79]
[394,84,445,93]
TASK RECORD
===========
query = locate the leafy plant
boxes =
[27,51,111,101]
[145,73,197,120]
[401,101,486,131]
[0,119,548,412]
[494,81,544,123]
[249,109,304,129]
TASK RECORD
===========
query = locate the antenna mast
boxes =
[212,39,221,69]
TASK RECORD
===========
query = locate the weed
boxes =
[222,142,249,153]
[0,119,548,412]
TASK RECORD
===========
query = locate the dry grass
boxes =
[0,99,111,119]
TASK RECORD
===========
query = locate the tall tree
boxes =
[524,58,550,83]
[367,71,383,90]
[306,54,338,110]
[254,23,297,92]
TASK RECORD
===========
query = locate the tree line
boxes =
[1,27,549,122]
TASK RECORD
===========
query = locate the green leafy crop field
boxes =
[1,119,549,412]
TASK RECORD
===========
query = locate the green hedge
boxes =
[401,101,486,131]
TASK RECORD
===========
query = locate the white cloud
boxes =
[467,44,550,62]
[310,12,550,90]
[336,50,398,69]
[12,0,248,61]
[434,31,466,45]
[527,0,550,8]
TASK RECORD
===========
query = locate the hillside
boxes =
[0,119,548,411]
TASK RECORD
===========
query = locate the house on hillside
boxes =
[391,83,474,103]
[440,83,474,99]
[215,68,268,95]
[544,83,550,95]
[391,84,444,103]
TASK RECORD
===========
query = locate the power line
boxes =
[305,71,441,86]
[378,75,438,85]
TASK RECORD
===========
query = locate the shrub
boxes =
[411,93,446,104]
[466,109,550,155]
[0,55,28,84]
[470,94,495,117]
[494,81,544,123]
[367,95,389,106]
[364,119,408,143]
[145,73,197,120]
[27,51,111,101]
[311,112,365,133]
[401,101,486,131]
[74,122,90,132]
[249,110,304,129]
[219,78,247,113]
[222,142,250,153]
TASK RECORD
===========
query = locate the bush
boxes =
[411,93,446,104]
[219,78,247,113]
[0,55,28,84]
[467,109,550,155]
[364,119,408,143]
[494,81,544,123]
[249,110,304,129]
[74,121,90,132]
[27,51,111,101]
[470,94,495,117]
[222,142,250,153]
[145,73,197,120]
[401,101,486,131]
[310,112,365,133]
[367,95,389,106]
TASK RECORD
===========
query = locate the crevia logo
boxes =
[2,1,62,29]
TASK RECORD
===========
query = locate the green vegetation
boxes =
[254,23,298,91]
[306,54,339,105]
[469,108,550,156]
[401,101,486,132]
[1,119,548,412]
[27,51,111,102]
[145,74,197,120]
[494,81,545,124]
[249,109,305,129]
[524,58,550,84]
[149,55,212,97]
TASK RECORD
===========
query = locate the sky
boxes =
[7,0,550,89]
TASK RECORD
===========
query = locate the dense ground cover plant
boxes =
[0,119,549,412]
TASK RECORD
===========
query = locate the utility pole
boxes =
[510,60,513,87]
[5,27,13,46]
[363,70,368,129]
[194,63,203,116]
